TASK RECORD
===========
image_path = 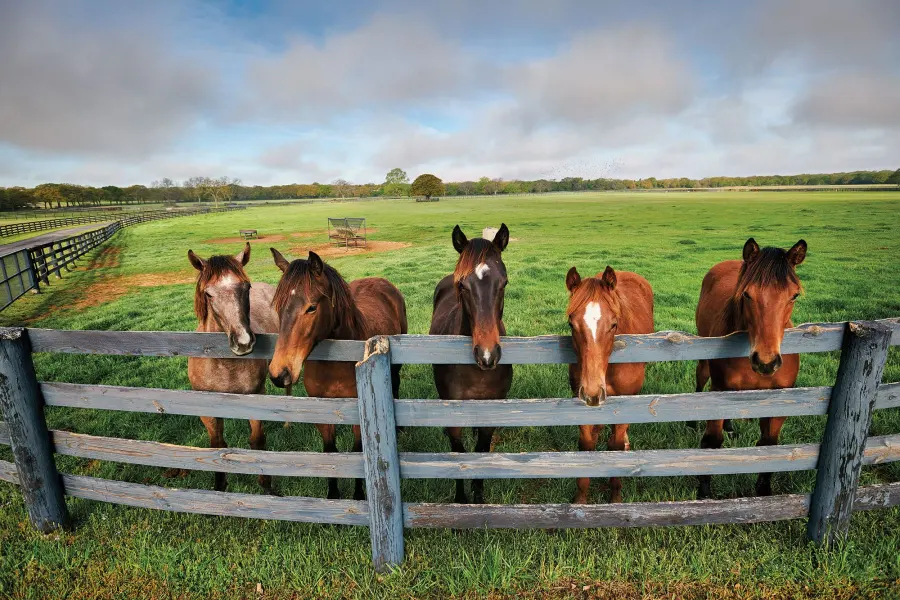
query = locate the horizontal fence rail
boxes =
[0,322,898,571]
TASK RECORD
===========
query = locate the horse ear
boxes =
[452,225,468,253]
[308,251,325,277]
[270,247,290,273]
[565,267,581,293]
[602,266,617,290]
[742,238,760,262]
[235,242,251,266]
[187,250,206,271]
[492,223,509,252]
[786,239,807,266]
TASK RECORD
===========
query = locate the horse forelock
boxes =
[194,255,249,322]
[567,277,623,322]
[454,239,502,284]
[722,246,802,331]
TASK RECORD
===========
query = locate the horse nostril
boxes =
[270,369,290,388]
[751,351,760,366]
[773,355,783,370]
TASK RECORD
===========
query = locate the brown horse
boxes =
[267,248,407,500]
[695,238,806,498]
[566,266,654,503]
[431,224,513,504]
[187,243,280,493]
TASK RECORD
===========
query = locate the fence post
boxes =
[807,320,891,546]
[0,327,69,532]
[355,336,404,572]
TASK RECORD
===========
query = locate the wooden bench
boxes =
[239,229,258,240]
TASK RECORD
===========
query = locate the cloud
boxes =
[0,1,219,157]
[792,73,900,130]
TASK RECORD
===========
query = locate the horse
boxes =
[430,224,513,504]
[187,242,281,494]
[267,248,407,500]
[694,238,807,498]
[565,265,654,503]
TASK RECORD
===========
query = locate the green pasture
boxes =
[1,191,899,599]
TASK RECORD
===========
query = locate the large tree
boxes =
[383,167,410,197]
[332,178,352,199]
[887,168,900,185]
[411,173,445,201]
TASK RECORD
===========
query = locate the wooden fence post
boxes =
[807,320,891,546]
[0,327,69,532]
[355,336,404,571]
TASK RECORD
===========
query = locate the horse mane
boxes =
[722,246,802,331]
[272,259,368,338]
[194,255,249,322]
[567,277,632,325]
[454,239,501,284]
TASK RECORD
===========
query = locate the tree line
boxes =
[2,168,898,211]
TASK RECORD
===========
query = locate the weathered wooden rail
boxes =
[0,319,898,571]
[0,206,245,310]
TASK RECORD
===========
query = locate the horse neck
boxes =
[328,295,368,341]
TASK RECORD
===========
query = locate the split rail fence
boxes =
[0,206,245,310]
[0,320,899,571]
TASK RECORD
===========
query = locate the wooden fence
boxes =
[0,206,246,310]
[0,320,898,572]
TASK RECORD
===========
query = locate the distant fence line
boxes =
[0,319,898,571]
[0,206,245,310]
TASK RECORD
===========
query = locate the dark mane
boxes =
[194,255,249,322]
[272,259,368,338]
[723,247,802,330]
[454,239,501,284]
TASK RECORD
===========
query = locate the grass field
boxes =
[1,191,899,599]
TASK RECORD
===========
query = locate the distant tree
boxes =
[383,168,410,197]
[152,178,178,203]
[458,181,476,196]
[332,178,352,199]
[101,185,125,205]
[411,174,445,201]
[887,168,900,185]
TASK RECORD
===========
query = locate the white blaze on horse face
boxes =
[221,274,238,286]
[583,302,602,341]
[475,263,490,280]
[483,349,491,362]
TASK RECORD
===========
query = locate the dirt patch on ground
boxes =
[69,270,196,311]
[85,245,121,270]
[288,240,411,259]
[205,229,378,245]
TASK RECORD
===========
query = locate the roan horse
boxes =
[267,249,407,500]
[566,265,654,503]
[187,243,281,493]
[431,224,513,504]
[695,238,806,498]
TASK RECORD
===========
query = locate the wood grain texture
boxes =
[0,458,16,484]
[807,321,893,546]
[355,337,404,572]
[60,474,369,525]
[0,328,69,532]
[20,318,900,363]
[39,382,360,424]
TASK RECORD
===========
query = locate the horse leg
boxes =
[471,427,495,504]
[445,427,468,503]
[201,416,227,491]
[249,419,276,494]
[698,419,725,499]
[607,424,630,503]
[574,424,601,504]
[755,417,786,496]
[687,361,710,429]
[316,423,340,499]
[352,424,365,501]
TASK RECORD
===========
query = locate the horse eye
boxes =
[306,304,318,314]
[743,291,752,300]
[611,322,618,331]
[791,293,800,301]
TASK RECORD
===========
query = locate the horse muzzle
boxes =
[269,368,294,388]
[579,385,608,407]
[473,344,501,370]
[751,351,782,376]
[228,331,256,356]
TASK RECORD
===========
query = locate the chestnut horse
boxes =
[267,249,407,500]
[187,243,280,493]
[431,224,513,504]
[695,238,806,498]
[566,266,654,503]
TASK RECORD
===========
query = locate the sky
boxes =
[0,0,898,187]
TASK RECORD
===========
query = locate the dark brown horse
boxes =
[695,238,806,498]
[187,243,280,493]
[566,266,654,503]
[431,224,513,504]
[267,249,407,500]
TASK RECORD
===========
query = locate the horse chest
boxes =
[711,356,800,391]
[304,361,358,398]
[433,364,513,400]
[187,357,267,395]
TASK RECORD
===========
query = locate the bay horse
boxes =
[431,224,513,504]
[267,248,407,500]
[187,242,281,493]
[695,238,806,498]
[566,266,654,503]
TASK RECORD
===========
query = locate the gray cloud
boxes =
[793,73,900,130]
[0,1,219,157]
